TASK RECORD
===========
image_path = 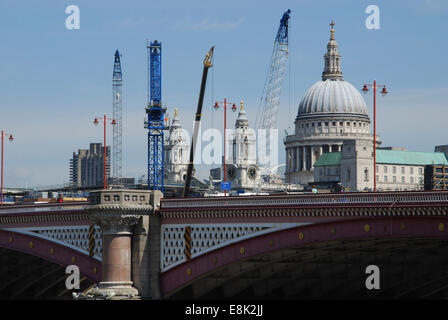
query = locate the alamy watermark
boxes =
[65,265,80,290]
[365,265,380,290]
[65,5,80,30]
[178,126,279,167]
[365,5,380,30]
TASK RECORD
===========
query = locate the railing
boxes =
[160,191,448,209]
[0,202,88,215]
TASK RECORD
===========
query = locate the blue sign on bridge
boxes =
[220,181,231,191]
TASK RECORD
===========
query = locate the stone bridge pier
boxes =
[75,189,162,300]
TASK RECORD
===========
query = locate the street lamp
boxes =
[362,80,388,192]
[93,114,116,189]
[1,130,14,206]
[213,98,239,195]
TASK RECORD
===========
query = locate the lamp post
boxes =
[214,98,238,195]
[362,80,388,192]
[93,115,116,189]
[1,130,14,206]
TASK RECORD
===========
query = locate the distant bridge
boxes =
[1,191,448,299]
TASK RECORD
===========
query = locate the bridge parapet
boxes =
[160,191,448,210]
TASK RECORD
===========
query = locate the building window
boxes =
[419,167,423,175]
[347,122,350,126]
[364,168,369,181]
[392,166,396,174]
[410,177,414,184]
[376,165,379,172]
[354,123,356,127]
[325,122,329,126]
[384,166,387,173]
[401,167,405,174]
[306,123,309,128]
[376,175,379,182]
[384,176,388,182]
[401,176,405,183]
[332,122,336,126]
[340,122,343,126]
[318,122,321,127]
[393,176,397,183]
[410,167,414,174]
[311,122,315,127]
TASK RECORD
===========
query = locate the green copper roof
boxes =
[376,150,448,165]
[314,150,448,167]
[314,152,342,167]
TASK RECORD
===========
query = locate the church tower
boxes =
[226,101,261,190]
[164,108,192,184]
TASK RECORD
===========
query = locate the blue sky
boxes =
[0,0,447,187]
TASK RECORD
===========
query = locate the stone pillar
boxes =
[311,146,317,168]
[292,147,299,172]
[302,146,307,171]
[75,189,154,300]
[292,147,296,171]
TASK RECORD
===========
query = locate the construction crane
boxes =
[145,40,166,192]
[182,46,215,197]
[256,9,291,171]
[112,49,123,185]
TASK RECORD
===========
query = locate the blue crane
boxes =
[112,49,123,184]
[145,40,165,192]
[256,9,291,172]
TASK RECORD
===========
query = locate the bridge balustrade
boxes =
[160,191,448,209]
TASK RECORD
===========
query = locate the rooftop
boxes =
[314,150,448,167]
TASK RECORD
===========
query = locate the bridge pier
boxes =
[74,189,161,300]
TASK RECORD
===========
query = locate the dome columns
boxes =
[287,144,343,174]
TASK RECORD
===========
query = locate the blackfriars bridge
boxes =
[1,190,448,299]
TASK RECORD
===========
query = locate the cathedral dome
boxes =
[297,20,368,118]
[297,79,368,117]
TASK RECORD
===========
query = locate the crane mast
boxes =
[182,46,215,197]
[112,49,123,185]
[257,9,291,169]
[145,40,165,192]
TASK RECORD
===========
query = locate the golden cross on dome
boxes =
[329,20,336,40]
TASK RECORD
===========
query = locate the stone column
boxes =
[76,189,153,300]
[311,146,317,168]
[302,146,307,171]
[295,147,300,172]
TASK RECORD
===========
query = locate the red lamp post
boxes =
[214,98,238,195]
[93,115,116,189]
[1,130,14,206]
[362,80,388,192]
